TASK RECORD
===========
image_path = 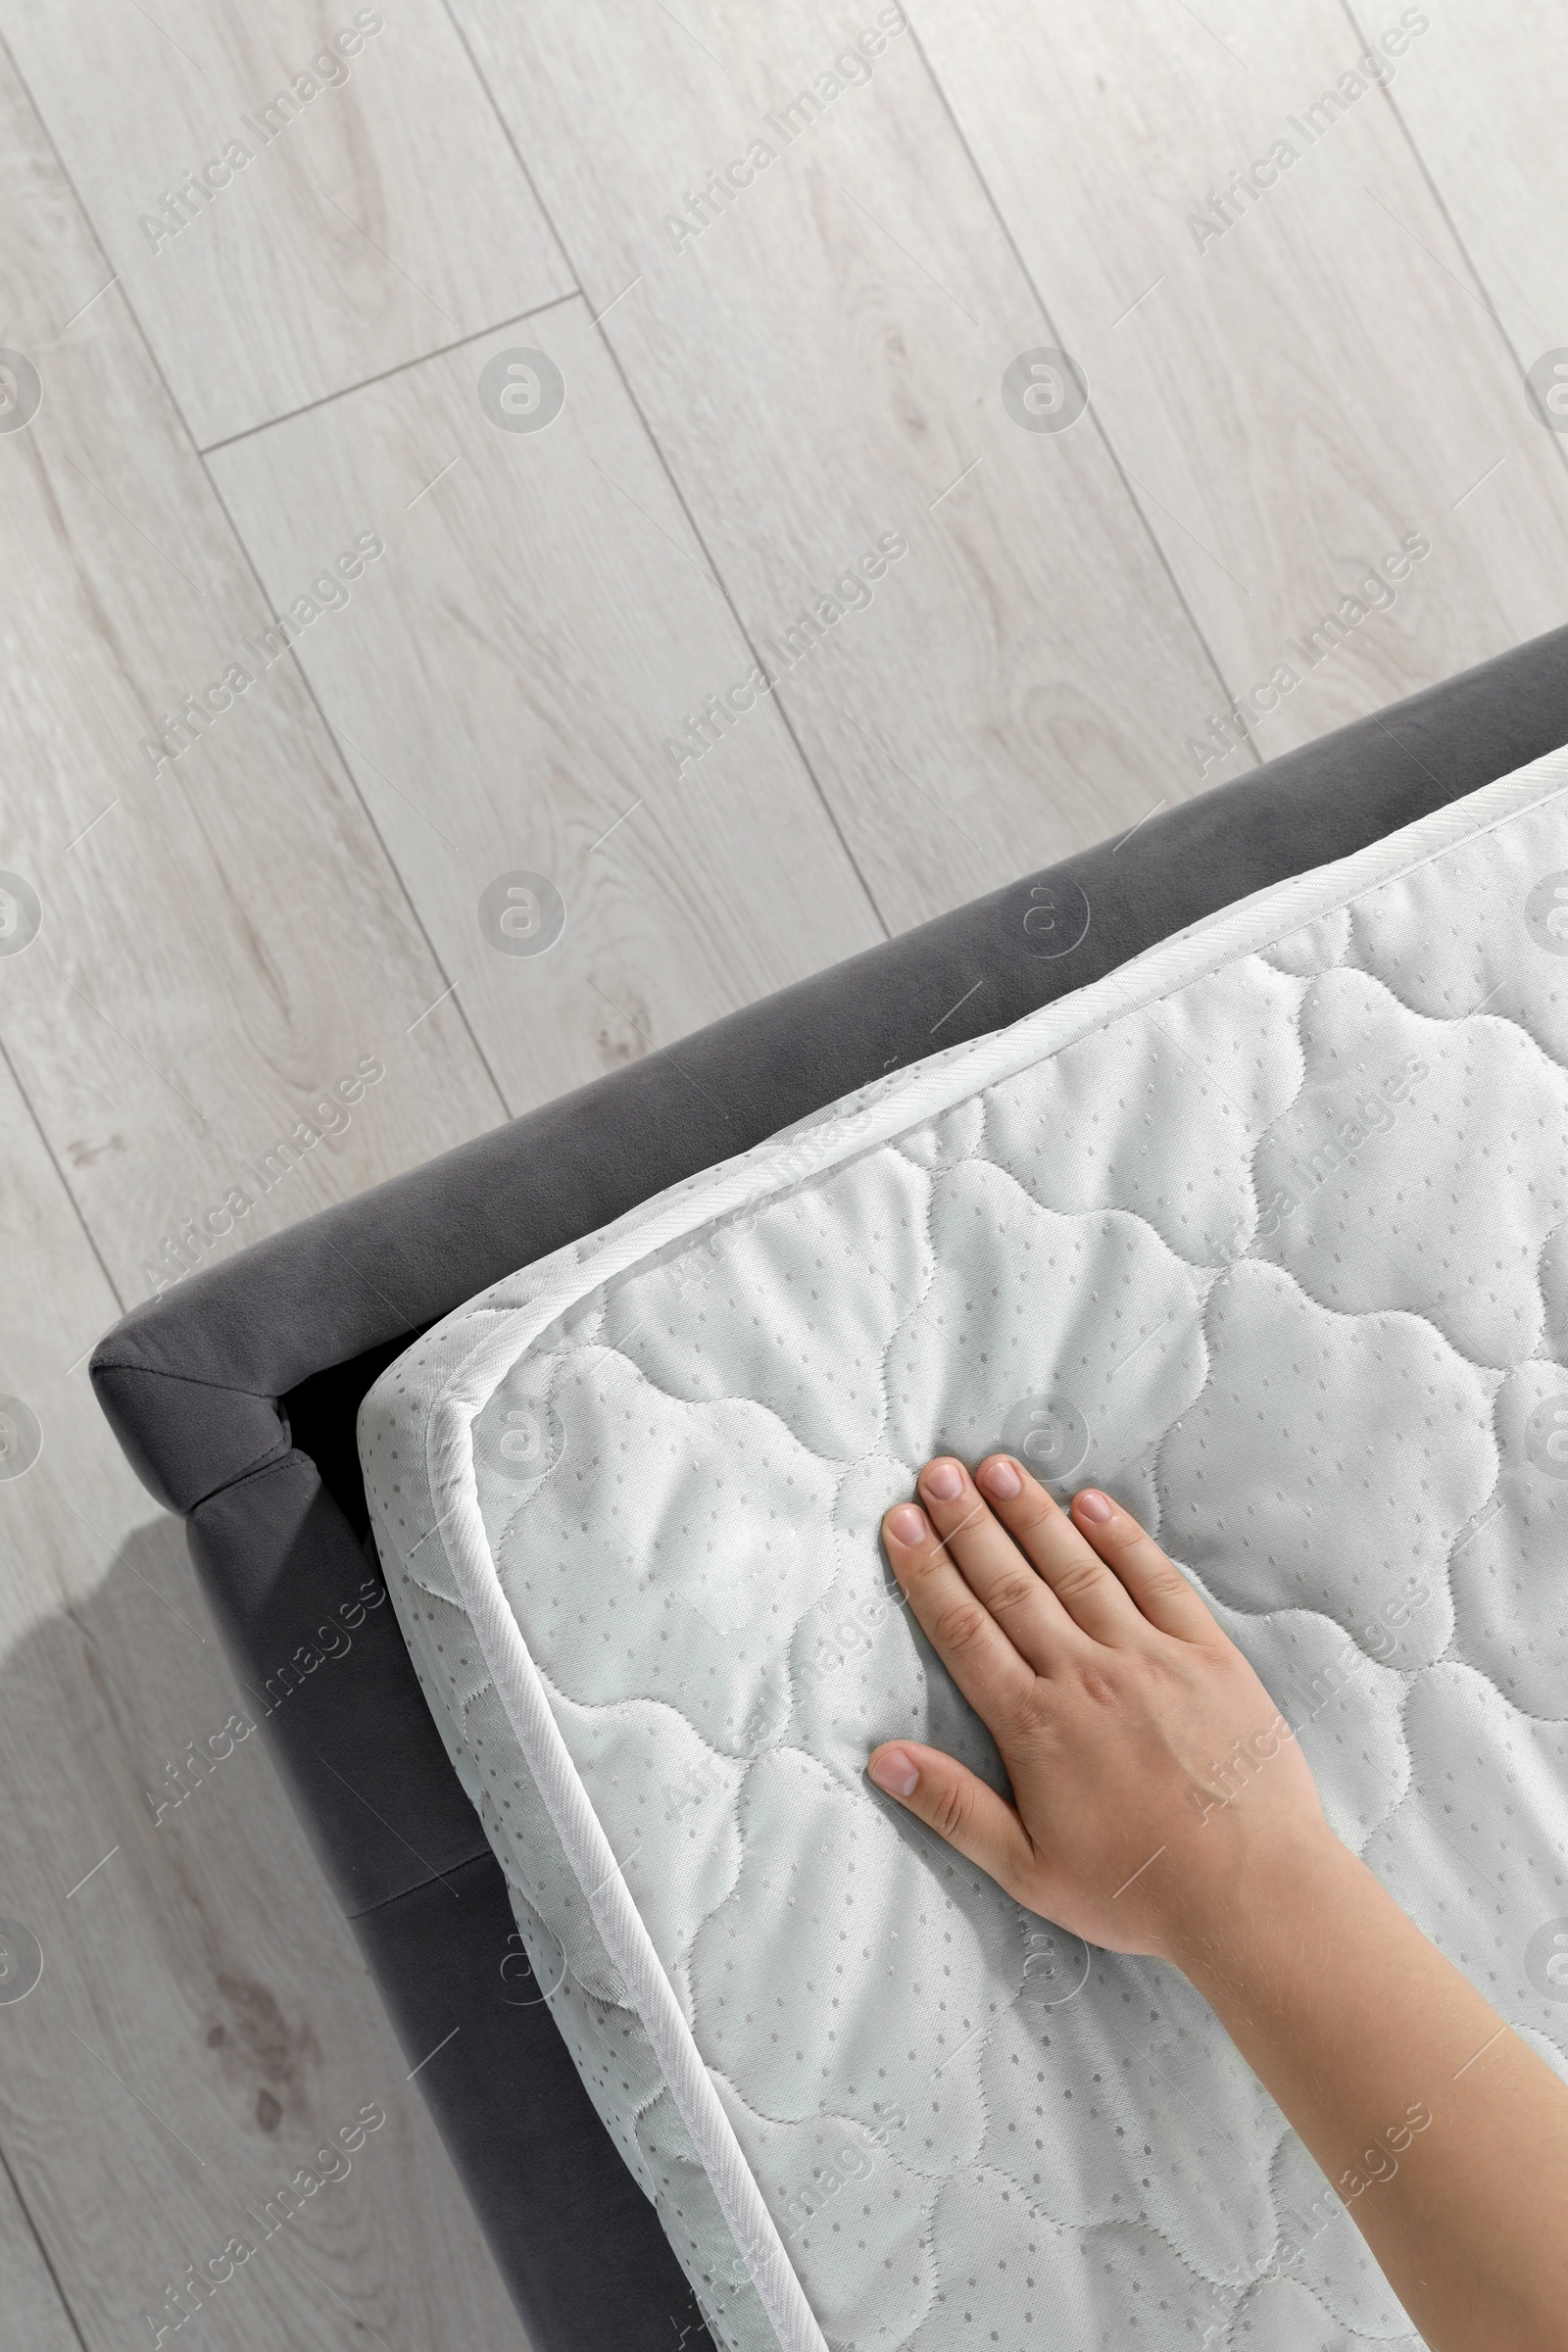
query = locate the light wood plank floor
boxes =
[0,2,1563,2345]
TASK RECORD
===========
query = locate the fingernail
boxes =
[886,1504,929,1546]
[1075,1489,1113,1523]
[868,1748,920,1798]
[979,1457,1021,1498]
[921,1459,963,1500]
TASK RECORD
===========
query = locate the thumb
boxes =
[867,1741,1036,1896]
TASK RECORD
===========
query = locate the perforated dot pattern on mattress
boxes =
[360,754,1568,2352]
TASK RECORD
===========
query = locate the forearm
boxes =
[1173,1827,1568,2352]
[869,1461,1568,2344]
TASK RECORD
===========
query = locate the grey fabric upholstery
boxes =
[90,628,1568,2349]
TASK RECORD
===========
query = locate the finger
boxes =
[970,1455,1148,1645]
[866,1740,1037,1900]
[910,1456,1077,1670]
[881,1500,1039,1725]
[1069,1489,1222,1643]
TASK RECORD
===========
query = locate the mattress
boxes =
[360,750,1568,2352]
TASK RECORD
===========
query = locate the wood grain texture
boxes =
[443,0,1237,930]
[0,48,507,1309]
[911,0,1568,788]
[0,2147,83,2352]
[3,0,1566,2344]
[207,298,887,1115]
[0,0,572,447]
[0,56,531,2329]
[0,1060,529,2350]
[1358,0,1568,358]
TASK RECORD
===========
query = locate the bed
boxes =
[90,627,1568,2348]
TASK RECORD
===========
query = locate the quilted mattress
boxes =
[360,752,1568,2352]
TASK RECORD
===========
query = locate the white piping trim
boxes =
[420,748,1568,2351]
[429,1391,820,2349]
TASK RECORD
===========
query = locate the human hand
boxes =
[866,1453,1331,1967]
[868,1453,1568,2352]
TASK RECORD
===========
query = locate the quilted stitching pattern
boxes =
[361,773,1568,2352]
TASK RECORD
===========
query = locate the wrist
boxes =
[1160,1819,1364,1996]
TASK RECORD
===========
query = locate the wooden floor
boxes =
[0,1,1562,2343]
